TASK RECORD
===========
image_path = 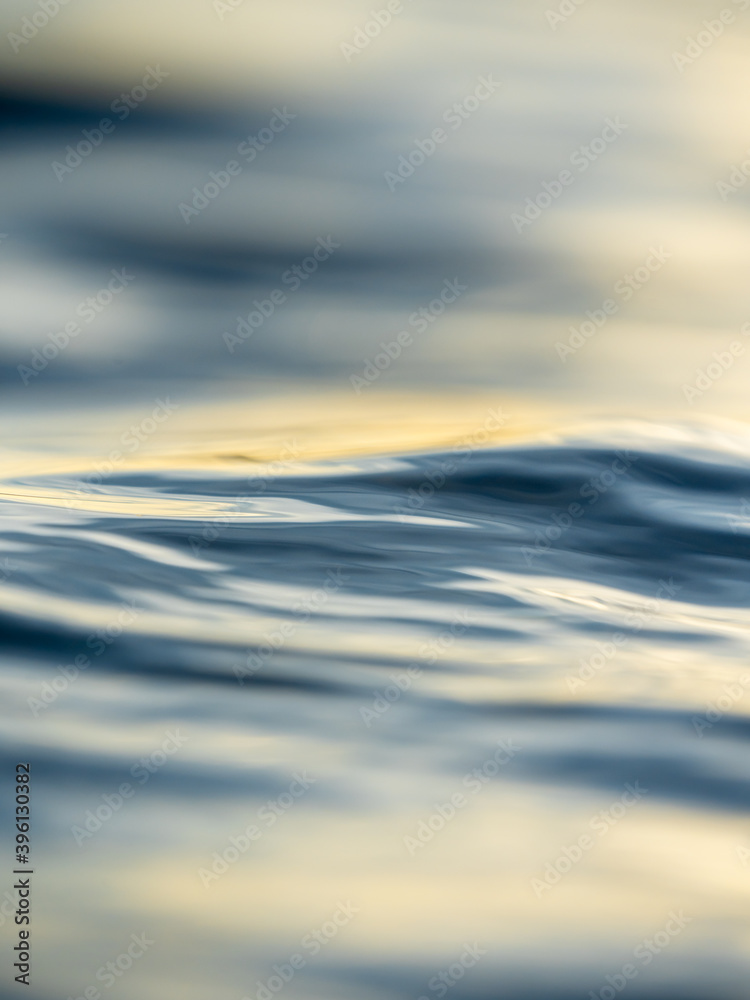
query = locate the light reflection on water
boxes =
[2,392,750,999]
[1,0,750,995]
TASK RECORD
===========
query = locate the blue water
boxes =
[2,408,749,1000]
[2,1,750,993]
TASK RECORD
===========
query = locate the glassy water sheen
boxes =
[2,398,749,1000]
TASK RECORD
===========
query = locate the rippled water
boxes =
[3,3,750,993]
[3,395,749,1000]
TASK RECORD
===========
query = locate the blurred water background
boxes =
[1,1,750,998]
